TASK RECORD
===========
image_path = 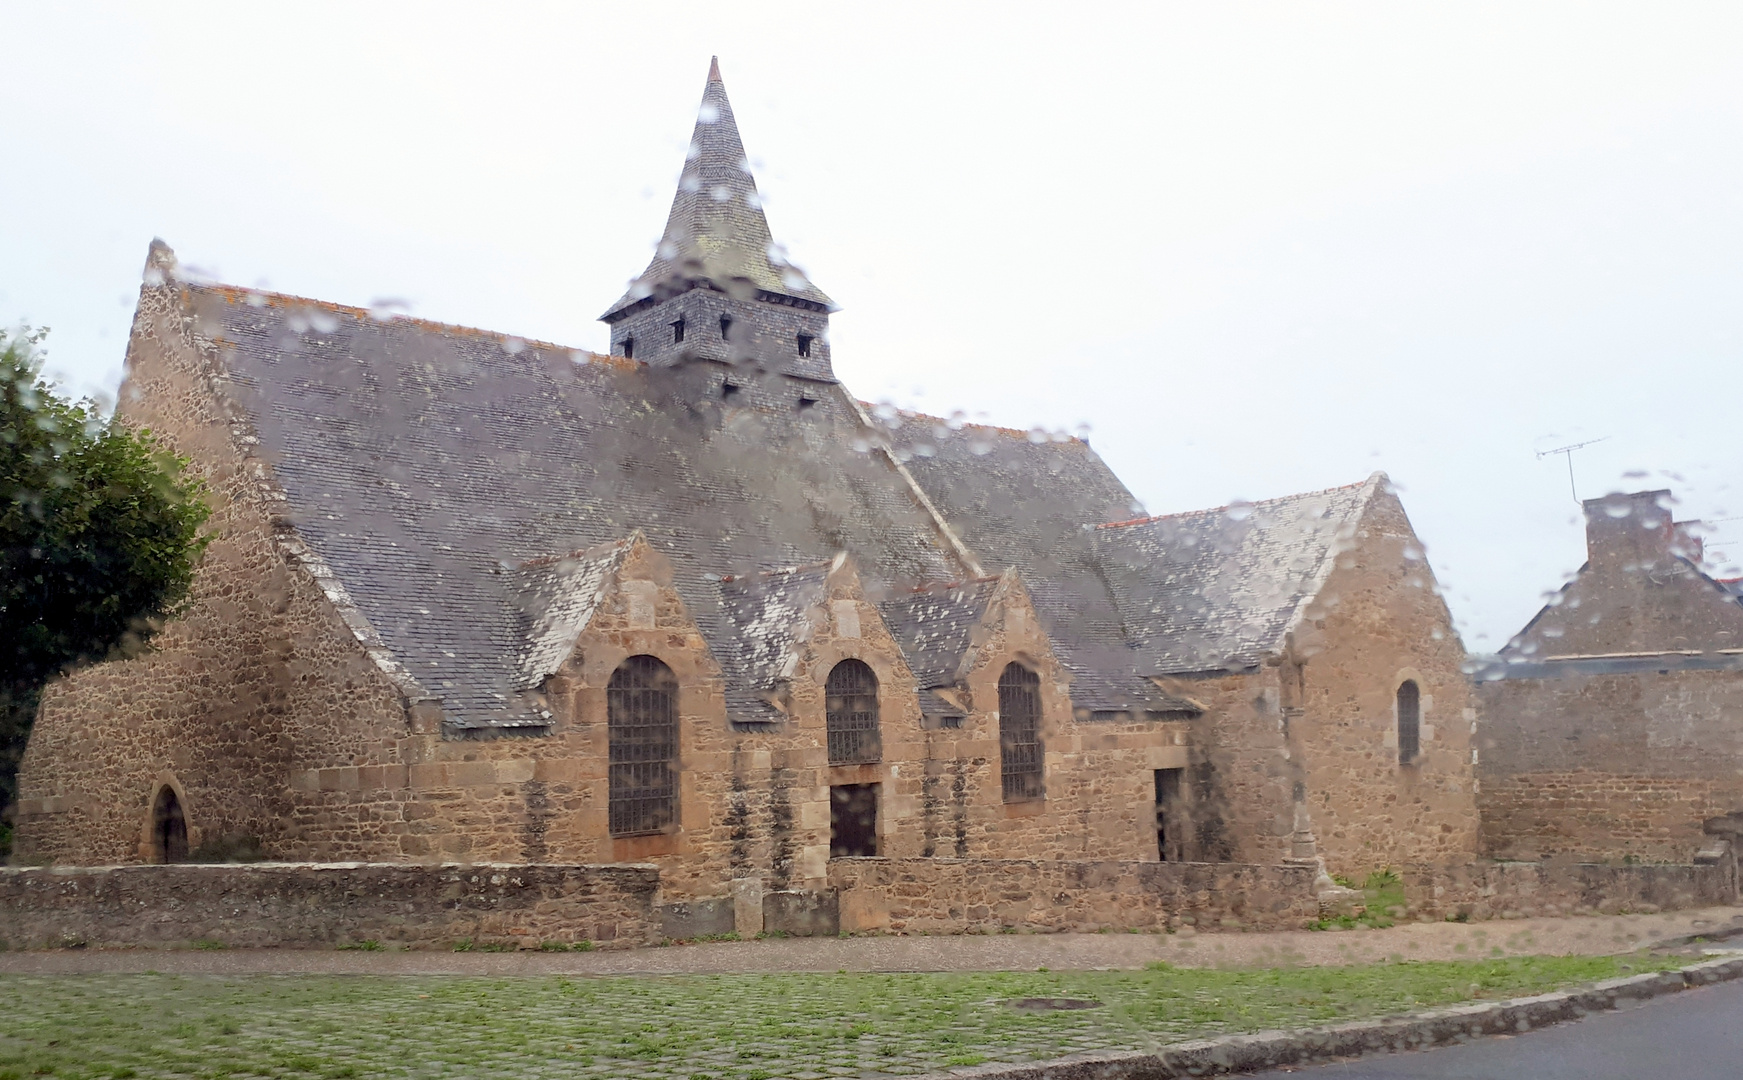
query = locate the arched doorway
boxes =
[152,786,189,863]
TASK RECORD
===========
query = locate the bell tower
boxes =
[601,58,836,381]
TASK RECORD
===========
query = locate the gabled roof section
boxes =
[1093,475,1380,674]
[877,577,1000,692]
[509,537,633,690]
[603,58,832,320]
[716,560,836,722]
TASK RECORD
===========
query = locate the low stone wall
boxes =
[829,857,1317,934]
[0,863,661,950]
[1405,860,1734,920]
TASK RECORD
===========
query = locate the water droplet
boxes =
[368,297,411,322]
[501,337,526,356]
[697,103,720,124]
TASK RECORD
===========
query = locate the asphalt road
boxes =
[1248,977,1743,1079]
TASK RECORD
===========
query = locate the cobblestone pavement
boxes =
[0,906,1735,976]
[0,955,1679,1080]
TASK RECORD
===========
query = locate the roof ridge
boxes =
[195,282,636,371]
[1094,476,1376,530]
[863,402,1091,449]
[718,558,837,584]
[893,575,1002,596]
[512,537,634,571]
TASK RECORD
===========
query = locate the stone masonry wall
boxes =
[923,575,1188,865]
[1404,860,1732,920]
[606,287,833,378]
[1477,669,1743,862]
[1291,486,1479,876]
[1166,671,1291,866]
[830,856,1318,934]
[0,863,661,950]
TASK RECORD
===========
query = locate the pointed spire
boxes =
[603,58,832,318]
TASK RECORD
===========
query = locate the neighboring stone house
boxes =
[13,60,1475,899]
[1477,489,1743,863]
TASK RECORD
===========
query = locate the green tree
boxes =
[1,327,210,854]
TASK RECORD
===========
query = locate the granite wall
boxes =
[1477,667,1743,862]
[0,862,661,950]
[1404,860,1732,920]
[829,856,1319,934]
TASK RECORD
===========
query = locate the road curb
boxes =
[924,955,1743,1079]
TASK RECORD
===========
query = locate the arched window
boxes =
[825,659,880,765]
[1397,680,1421,765]
[608,655,679,836]
[998,663,1044,801]
[152,786,188,864]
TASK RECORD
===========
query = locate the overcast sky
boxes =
[4,2,1741,650]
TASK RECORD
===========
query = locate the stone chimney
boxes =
[1582,490,1676,570]
[1673,521,1706,565]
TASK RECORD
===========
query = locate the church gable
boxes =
[510,536,636,691]
[717,559,837,722]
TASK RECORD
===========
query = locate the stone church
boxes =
[13,60,1478,906]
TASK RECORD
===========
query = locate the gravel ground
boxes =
[0,906,1735,976]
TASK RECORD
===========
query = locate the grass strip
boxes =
[0,953,1689,1080]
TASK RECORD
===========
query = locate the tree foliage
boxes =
[1,327,210,843]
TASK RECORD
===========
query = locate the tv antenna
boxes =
[1536,437,1609,504]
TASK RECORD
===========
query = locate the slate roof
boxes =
[1092,477,1379,674]
[195,285,961,729]
[181,262,1389,728]
[879,411,1187,710]
[880,408,1384,694]
[877,579,999,701]
[509,539,631,691]
[716,561,835,723]
[603,58,832,320]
